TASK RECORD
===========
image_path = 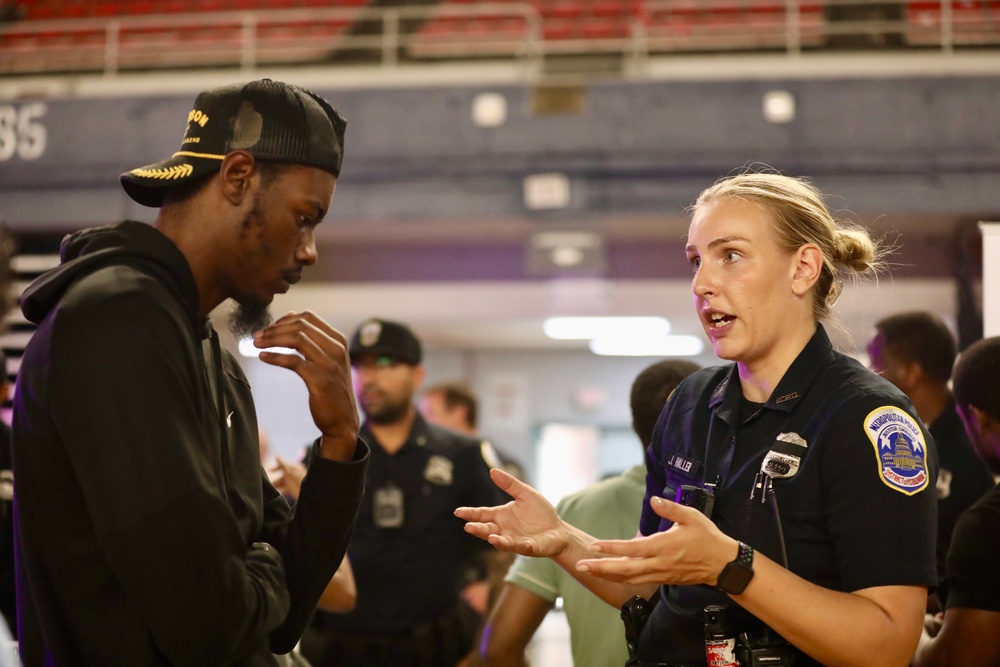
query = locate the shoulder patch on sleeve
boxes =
[863,406,929,496]
[480,441,502,469]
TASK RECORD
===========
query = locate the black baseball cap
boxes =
[120,78,346,208]
[349,318,422,366]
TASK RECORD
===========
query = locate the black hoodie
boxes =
[13,221,367,666]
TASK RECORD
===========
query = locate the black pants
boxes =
[301,604,477,667]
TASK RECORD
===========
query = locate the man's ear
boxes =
[895,360,924,392]
[971,405,1000,439]
[412,364,427,389]
[217,150,256,206]
[790,243,823,297]
[960,404,988,441]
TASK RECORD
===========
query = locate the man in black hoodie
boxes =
[13,79,369,666]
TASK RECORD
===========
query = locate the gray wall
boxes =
[2,75,999,232]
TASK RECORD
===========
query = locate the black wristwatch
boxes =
[716,541,754,595]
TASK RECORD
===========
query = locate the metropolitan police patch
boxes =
[864,406,929,496]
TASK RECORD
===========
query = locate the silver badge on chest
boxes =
[373,482,404,528]
[424,455,454,486]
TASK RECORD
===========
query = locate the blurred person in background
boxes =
[0,350,14,636]
[420,380,526,616]
[867,310,994,608]
[301,318,505,667]
[475,359,701,667]
[421,380,525,480]
[913,336,1000,666]
[457,171,937,666]
[420,381,480,437]
[0,224,17,665]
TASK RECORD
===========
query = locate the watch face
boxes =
[718,561,754,594]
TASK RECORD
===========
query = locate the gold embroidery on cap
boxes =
[130,164,193,180]
[187,109,209,127]
[181,137,201,145]
[172,151,225,160]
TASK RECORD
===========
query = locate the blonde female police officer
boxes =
[457,172,937,667]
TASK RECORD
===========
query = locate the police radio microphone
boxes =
[752,432,807,503]
[752,432,807,569]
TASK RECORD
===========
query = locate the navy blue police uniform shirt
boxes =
[637,326,939,665]
[320,413,505,634]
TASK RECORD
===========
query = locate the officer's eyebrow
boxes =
[685,235,752,253]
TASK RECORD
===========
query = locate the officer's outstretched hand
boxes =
[576,496,738,588]
[254,311,359,462]
[455,468,569,558]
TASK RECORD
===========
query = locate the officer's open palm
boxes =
[455,468,569,558]
[577,496,736,588]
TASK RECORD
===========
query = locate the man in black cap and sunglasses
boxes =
[301,318,504,667]
[13,79,369,666]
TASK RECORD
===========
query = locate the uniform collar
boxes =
[708,324,837,420]
[362,409,431,454]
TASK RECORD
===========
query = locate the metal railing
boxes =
[0,0,997,76]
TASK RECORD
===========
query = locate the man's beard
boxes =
[229,297,273,339]
[363,395,413,426]
[228,192,274,339]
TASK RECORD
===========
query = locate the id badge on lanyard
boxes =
[373,482,405,528]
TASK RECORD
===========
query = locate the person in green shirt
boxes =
[473,359,699,667]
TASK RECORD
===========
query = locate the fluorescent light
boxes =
[238,337,299,359]
[589,335,704,357]
[763,90,796,124]
[471,92,507,128]
[543,316,670,340]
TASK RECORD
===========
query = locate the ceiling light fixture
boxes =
[543,316,671,340]
[589,335,704,357]
[763,90,796,124]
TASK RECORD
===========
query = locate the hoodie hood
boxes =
[21,221,200,326]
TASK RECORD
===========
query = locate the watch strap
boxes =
[716,541,754,595]
[734,541,753,569]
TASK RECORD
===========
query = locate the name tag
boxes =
[665,450,701,478]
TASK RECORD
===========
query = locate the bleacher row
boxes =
[1,0,999,74]
[21,0,369,20]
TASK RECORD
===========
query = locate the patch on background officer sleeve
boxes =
[480,441,502,469]
[864,406,929,496]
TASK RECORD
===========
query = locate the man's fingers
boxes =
[258,348,307,372]
[271,310,348,347]
[274,456,306,480]
[255,318,339,362]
